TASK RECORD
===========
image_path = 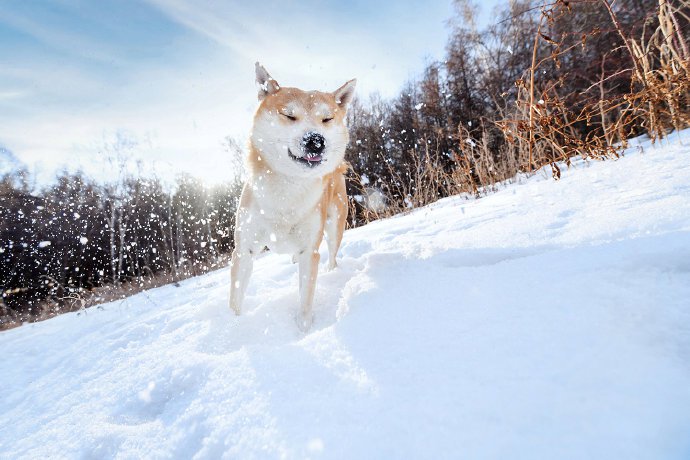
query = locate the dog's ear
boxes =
[255,62,280,100]
[333,79,357,108]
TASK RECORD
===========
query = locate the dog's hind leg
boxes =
[325,174,348,271]
[325,210,344,271]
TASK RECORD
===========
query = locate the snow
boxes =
[2,132,690,458]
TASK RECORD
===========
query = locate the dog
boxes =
[229,63,356,331]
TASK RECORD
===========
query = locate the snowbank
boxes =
[2,132,690,459]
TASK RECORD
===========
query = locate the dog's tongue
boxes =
[305,155,322,162]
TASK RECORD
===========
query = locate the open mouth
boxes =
[288,148,323,167]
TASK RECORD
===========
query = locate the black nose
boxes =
[301,131,325,155]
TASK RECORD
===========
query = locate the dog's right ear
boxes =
[255,62,280,101]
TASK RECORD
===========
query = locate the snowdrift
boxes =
[2,133,690,459]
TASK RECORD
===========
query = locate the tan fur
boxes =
[229,63,355,331]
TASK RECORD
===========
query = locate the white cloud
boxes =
[0,7,126,65]
[0,0,455,184]
[0,90,28,101]
[141,0,452,97]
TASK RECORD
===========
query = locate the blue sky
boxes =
[0,0,503,183]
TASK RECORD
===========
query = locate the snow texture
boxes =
[2,132,690,459]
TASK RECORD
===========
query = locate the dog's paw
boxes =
[230,303,241,316]
[296,312,314,332]
[326,260,338,271]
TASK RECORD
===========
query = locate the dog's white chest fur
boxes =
[241,174,323,254]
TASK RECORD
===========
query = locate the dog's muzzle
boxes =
[288,131,326,167]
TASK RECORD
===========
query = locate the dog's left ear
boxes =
[333,79,357,108]
[255,62,280,100]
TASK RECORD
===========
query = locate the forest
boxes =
[1,0,688,328]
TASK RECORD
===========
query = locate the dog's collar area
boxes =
[288,147,324,167]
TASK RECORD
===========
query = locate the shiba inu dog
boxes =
[229,63,356,331]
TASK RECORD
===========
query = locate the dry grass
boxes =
[499,0,689,176]
[347,124,524,223]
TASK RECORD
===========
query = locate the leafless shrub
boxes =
[348,123,524,223]
[498,0,689,176]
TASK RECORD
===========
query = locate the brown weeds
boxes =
[499,0,689,176]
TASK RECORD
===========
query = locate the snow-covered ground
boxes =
[2,132,690,459]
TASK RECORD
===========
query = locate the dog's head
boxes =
[249,62,356,178]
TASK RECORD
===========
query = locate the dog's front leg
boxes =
[297,248,320,331]
[229,247,254,315]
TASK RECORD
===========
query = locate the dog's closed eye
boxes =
[282,113,297,121]
[322,117,334,123]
